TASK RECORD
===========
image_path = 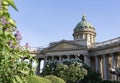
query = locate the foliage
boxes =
[66,62,87,83]
[63,59,82,66]
[44,75,66,83]
[26,75,51,83]
[80,64,102,83]
[102,80,120,83]
[42,60,87,83]
[0,0,35,83]
[55,63,68,81]
[41,60,59,76]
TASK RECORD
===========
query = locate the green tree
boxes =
[42,60,58,76]
[67,62,87,83]
[0,0,35,82]
[55,63,68,81]
[42,60,87,83]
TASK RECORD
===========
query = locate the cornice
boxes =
[43,47,87,52]
[90,42,120,51]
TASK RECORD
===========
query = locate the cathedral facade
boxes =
[32,14,120,81]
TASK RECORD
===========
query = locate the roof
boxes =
[43,40,87,52]
[74,14,95,32]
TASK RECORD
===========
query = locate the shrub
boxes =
[80,64,102,83]
[102,80,120,83]
[42,61,87,83]
[44,75,66,83]
[26,75,51,83]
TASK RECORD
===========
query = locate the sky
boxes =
[9,0,120,48]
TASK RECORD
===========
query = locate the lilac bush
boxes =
[0,0,35,83]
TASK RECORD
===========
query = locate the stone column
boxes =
[93,35,95,43]
[95,56,100,72]
[59,56,62,63]
[90,34,92,43]
[92,35,94,43]
[35,58,41,75]
[87,34,90,41]
[44,57,47,66]
[103,55,109,80]
[112,53,117,69]
[118,55,120,69]
[83,34,85,39]
[75,55,78,60]
[84,55,91,66]
[111,53,117,80]
[67,55,70,61]
[100,57,104,79]
[52,56,54,61]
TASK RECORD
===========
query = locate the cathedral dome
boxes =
[74,14,95,32]
[73,14,96,44]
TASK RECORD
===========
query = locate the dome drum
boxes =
[73,30,96,37]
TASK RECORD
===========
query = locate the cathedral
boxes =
[30,14,120,81]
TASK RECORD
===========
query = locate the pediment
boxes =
[44,40,84,51]
[52,43,77,49]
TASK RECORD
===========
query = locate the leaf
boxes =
[3,12,10,17]
[7,18,16,26]
[6,0,18,11]
[14,75,23,83]
[0,10,3,17]
[2,1,9,6]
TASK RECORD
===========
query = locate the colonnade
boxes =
[35,54,86,75]
[95,53,120,81]
[35,52,120,81]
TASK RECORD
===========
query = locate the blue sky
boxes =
[9,0,120,47]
